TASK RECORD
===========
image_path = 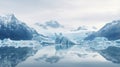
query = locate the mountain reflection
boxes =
[1,45,120,67]
[100,46,120,64]
[0,46,36,67]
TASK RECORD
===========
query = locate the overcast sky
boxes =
[0,0,120,28]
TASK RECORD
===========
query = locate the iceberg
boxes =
[55,33,75,50]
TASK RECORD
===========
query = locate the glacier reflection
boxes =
[0,38,120,67]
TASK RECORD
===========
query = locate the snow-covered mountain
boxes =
[0,14,37,40]
[35,20,97,32]
[97,20,120,40]
[85,20,120,40]
[35,20,63,29]
[33,20,69,39]
[73,26,88,31]
[0,14,84,46]
[71,26,97,31]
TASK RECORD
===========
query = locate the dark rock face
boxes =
[85,20,120,40]
[100,46,120,63]
[0,14,35,40]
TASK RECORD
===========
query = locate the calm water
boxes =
[0,45,120,67]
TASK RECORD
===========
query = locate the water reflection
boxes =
[35,55,61,64]
[1,45,120,67]
[15,45,115,67]
[0,46,36,67]
[100,46,120,63]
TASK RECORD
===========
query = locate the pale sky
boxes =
[0,0,120,28]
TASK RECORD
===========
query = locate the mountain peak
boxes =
[35,20,64,29]
[0,13,16,19]
[0,14,36,40]
[5,14,16,19]
[85,20,120,40]
[0,14,17,24]
[45,20,62,28]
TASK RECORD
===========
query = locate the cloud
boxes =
[0,0,119,28]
